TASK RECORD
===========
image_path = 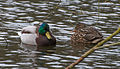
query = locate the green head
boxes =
[38,22,52,39]
[38,22,49,35]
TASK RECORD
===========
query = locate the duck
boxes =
[19,22,56,46]
[71,23,103,44]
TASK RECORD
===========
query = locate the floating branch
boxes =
[95,42,120,49]
[66,27,120,69]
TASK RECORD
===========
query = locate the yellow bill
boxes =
[45,32,52,39]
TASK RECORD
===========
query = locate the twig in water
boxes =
[95,42,120,50]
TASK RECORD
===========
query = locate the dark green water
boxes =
[0,0,120,69]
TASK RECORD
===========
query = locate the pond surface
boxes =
[0,0,120,69]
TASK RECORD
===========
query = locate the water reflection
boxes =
[20,43,56,52]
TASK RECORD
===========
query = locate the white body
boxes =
[20,26,38,45]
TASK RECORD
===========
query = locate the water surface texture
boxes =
[0,0,120,69]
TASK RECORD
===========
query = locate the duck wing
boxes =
[83,27,103,43]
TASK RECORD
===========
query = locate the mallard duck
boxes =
[71,23,103,44]
[19,22,56,46]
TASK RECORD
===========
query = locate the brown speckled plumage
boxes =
[71,23,103,44]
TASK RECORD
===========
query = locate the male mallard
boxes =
[19,22,56,46]
[71,23,103,44]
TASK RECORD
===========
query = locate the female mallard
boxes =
[71,23,103,44]
[19,22,56,46]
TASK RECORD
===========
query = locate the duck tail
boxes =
[92,38,103,44]
[17,32,22,37]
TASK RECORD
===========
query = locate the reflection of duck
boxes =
[71,23,103,44]
[20,43,55,52]
[19,22,56,46]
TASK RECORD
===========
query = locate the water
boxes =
[0,0,120,69]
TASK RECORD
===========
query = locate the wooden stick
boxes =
[66,27,120,69]
[95,42,120,49]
